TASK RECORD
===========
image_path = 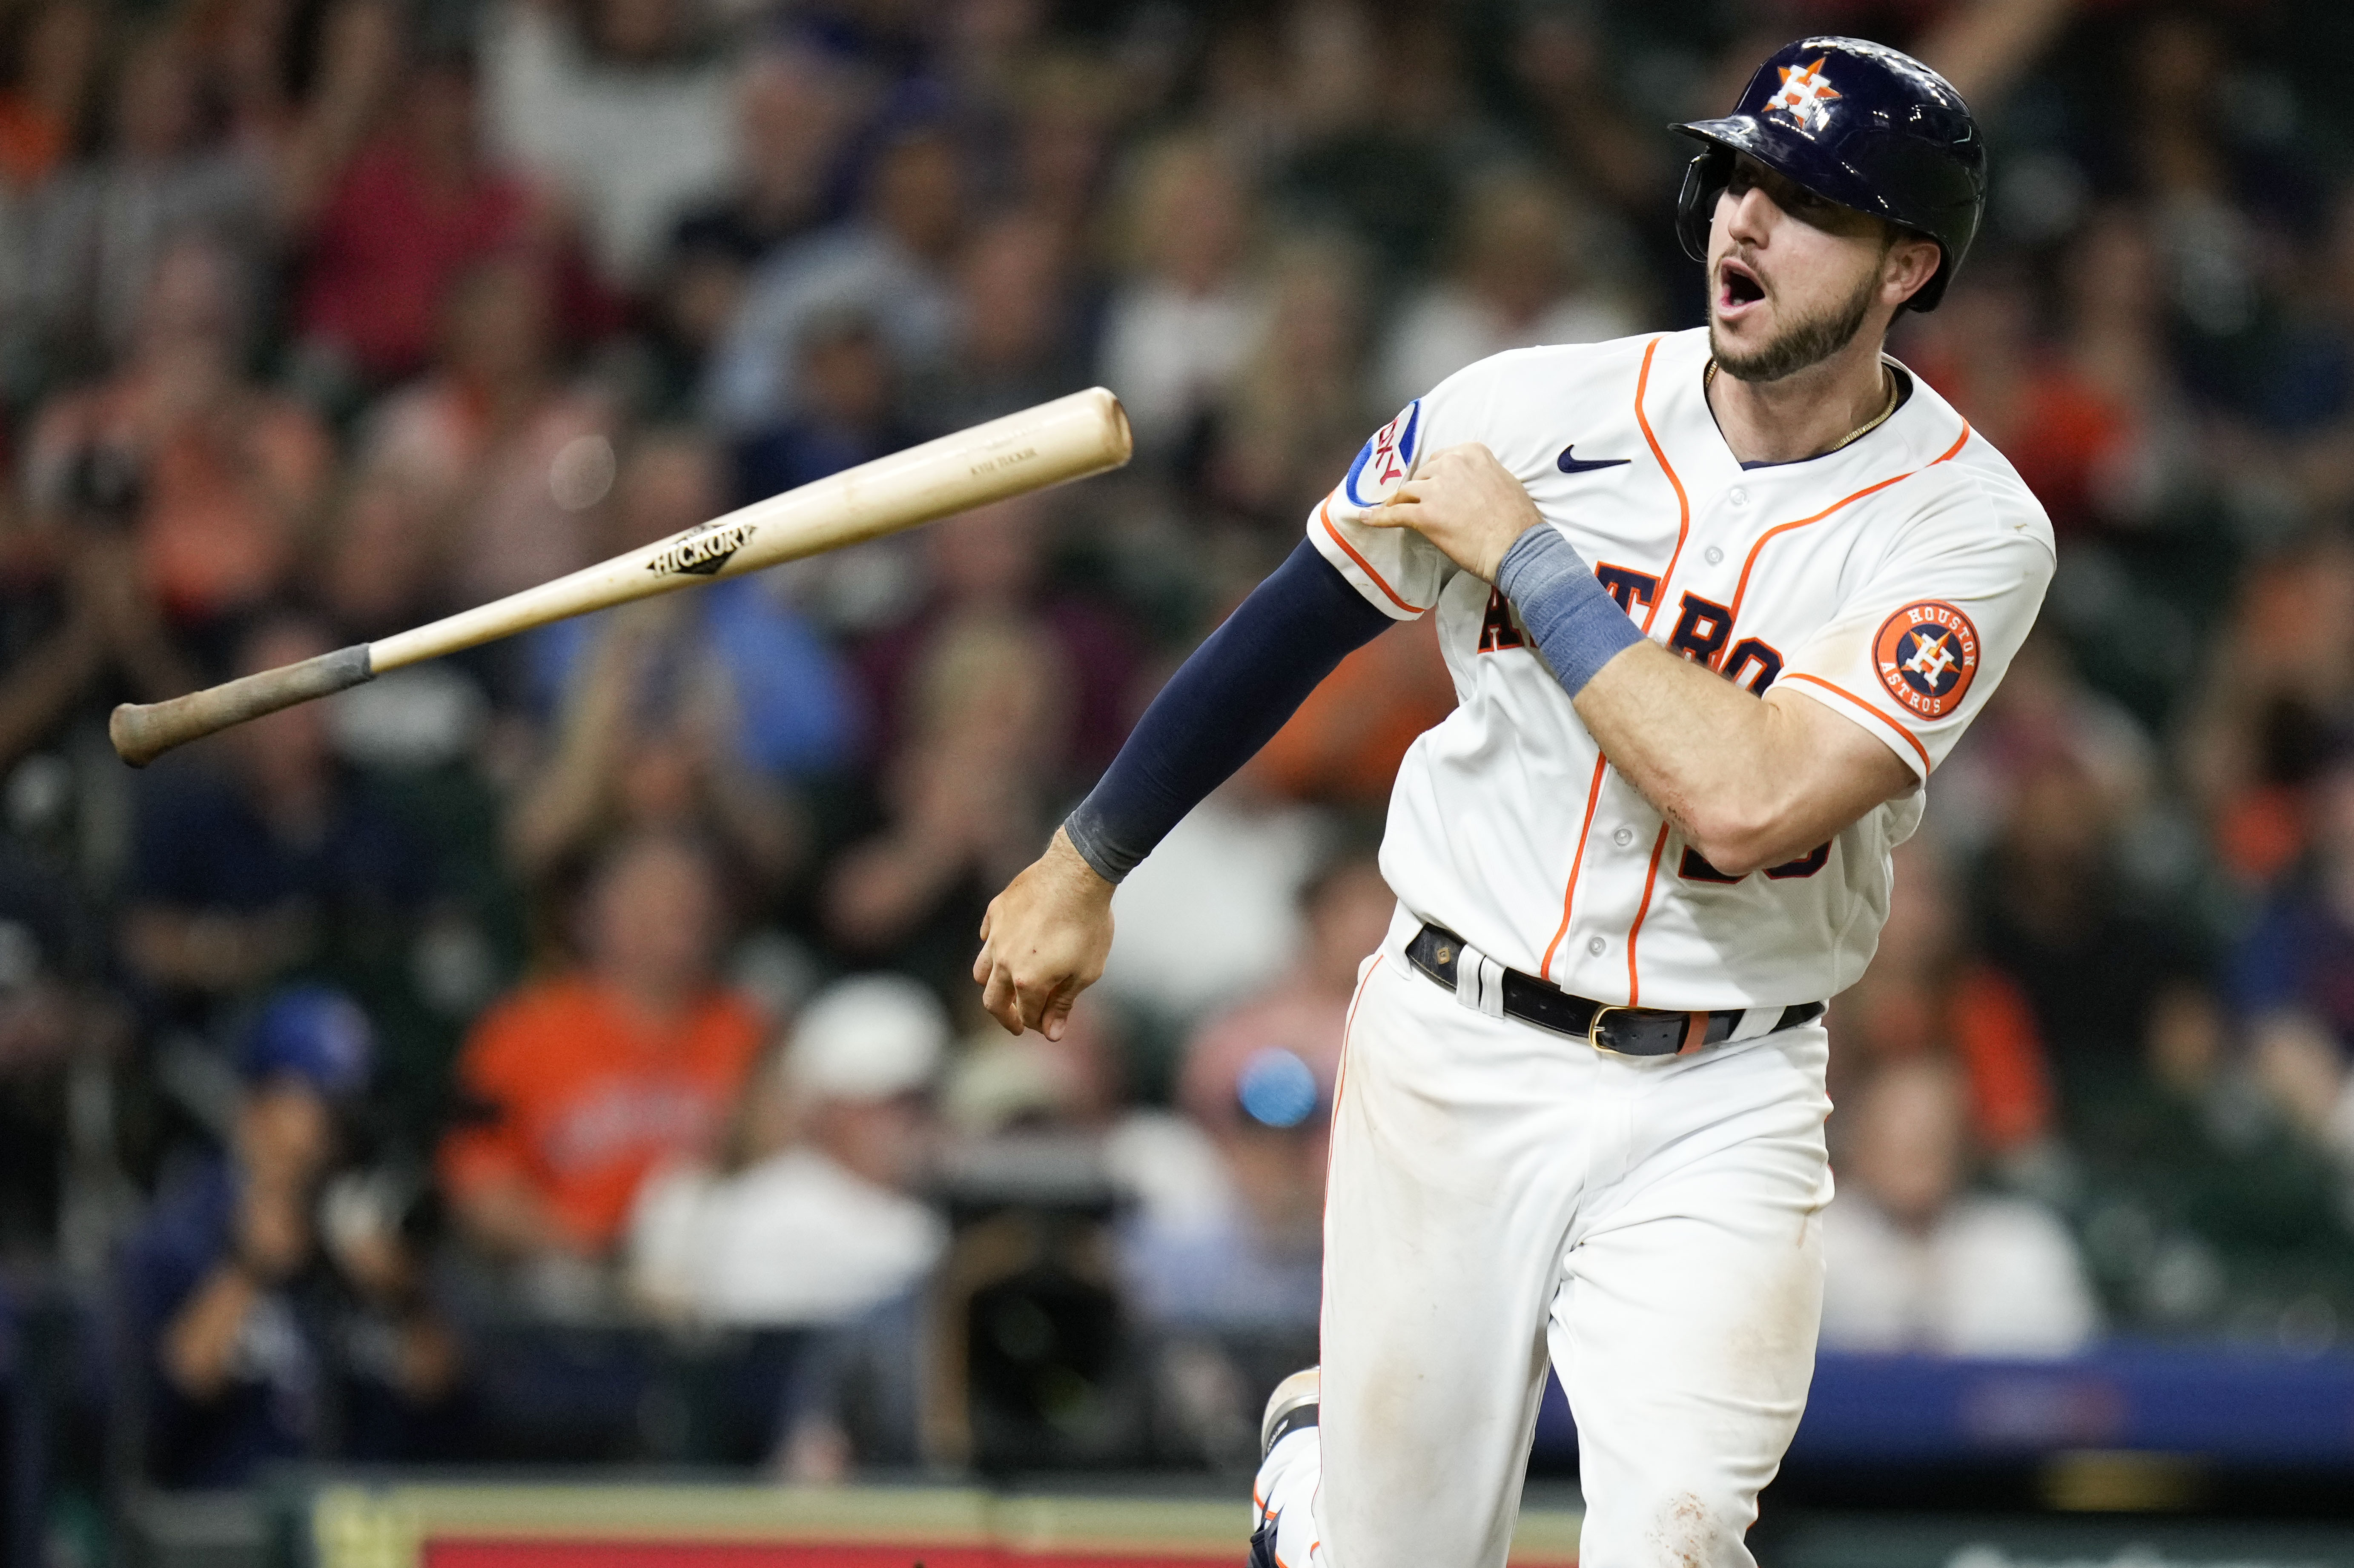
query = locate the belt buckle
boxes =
[1586,1003,1629,1055]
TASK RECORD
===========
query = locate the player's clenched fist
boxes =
[973,827,1115,1039]
[1362,442,1545,582]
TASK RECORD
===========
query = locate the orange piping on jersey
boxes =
[1726,420,1973,624]
[1538,755,1612,979]
[1630,338,1691,634]
[1595,344,1701,994]
[1781,673,1934,773]
[1319,500,1430,615]
[1534,342,1689,983]
[1623,824,1671,1006]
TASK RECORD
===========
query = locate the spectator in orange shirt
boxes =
[354,251,614,615]
[0,0,99,195]
[2182,535,2354,888]
[1249,614,1457,810]
[23,233,332,641]
[439,830,763,1290]
[1829,839,2056,1167]
[1904,212,2192,541]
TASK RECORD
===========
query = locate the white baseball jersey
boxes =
[1305,325,2054,1012]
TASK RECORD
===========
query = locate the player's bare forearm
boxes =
[973,827,1114,1039]
[1574,640,1913,875]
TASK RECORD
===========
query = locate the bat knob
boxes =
[107,645,376,767]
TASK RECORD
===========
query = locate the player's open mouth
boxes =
[1718,257,1766,317]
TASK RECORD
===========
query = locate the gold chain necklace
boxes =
[1705,358,1900,456]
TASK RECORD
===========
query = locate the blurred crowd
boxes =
[4,0,2354,1499]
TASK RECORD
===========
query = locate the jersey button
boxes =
[1728,486,1750,506]
[1586,936,1607,956]
[1612,826,1635,847]
[1703,546,1724,565]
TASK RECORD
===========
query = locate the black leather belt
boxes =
[1405,922,1824,1058]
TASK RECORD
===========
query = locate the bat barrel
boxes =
[706,383,1135,576]
[107,387,1135,765]
[109,645,376,767]
[368,388,1134,674]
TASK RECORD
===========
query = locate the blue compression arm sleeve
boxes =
[1494,526,1645,697]
[1062,541,1395,882]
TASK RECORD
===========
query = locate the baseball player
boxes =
[973,37,2050,1568]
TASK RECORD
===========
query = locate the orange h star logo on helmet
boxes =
[1769,57,1841,128]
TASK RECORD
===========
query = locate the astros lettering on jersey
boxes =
[1309,326,2056,1013]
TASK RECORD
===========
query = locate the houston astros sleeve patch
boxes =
[1777,470,2053,780]
[1872,601,1978,720]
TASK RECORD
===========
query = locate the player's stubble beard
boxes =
[1708,255,1884,385]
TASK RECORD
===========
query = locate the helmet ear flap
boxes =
[1675,148,1731,263]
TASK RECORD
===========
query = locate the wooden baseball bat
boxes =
[109,386,1133,767]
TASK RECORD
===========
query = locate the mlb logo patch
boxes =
[1343,401,1422,509]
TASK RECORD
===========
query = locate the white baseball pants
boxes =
[1285,918,1835,1568]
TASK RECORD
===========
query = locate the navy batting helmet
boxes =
[1669,37,1985,312]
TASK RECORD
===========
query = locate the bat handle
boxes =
[109,644,376,767]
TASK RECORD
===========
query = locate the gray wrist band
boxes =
[1495,527,1646,697]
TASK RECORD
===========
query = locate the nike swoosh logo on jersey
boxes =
[1557,446,1631,474]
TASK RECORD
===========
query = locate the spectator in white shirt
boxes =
[480,0,733,286]
[30,26,267,365]
[1821,1054,2101,1359]
[627,974,947,1327]
[1095,134,1264,460]
[1374,172,1630,414]
[1110,855,1396,1333]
